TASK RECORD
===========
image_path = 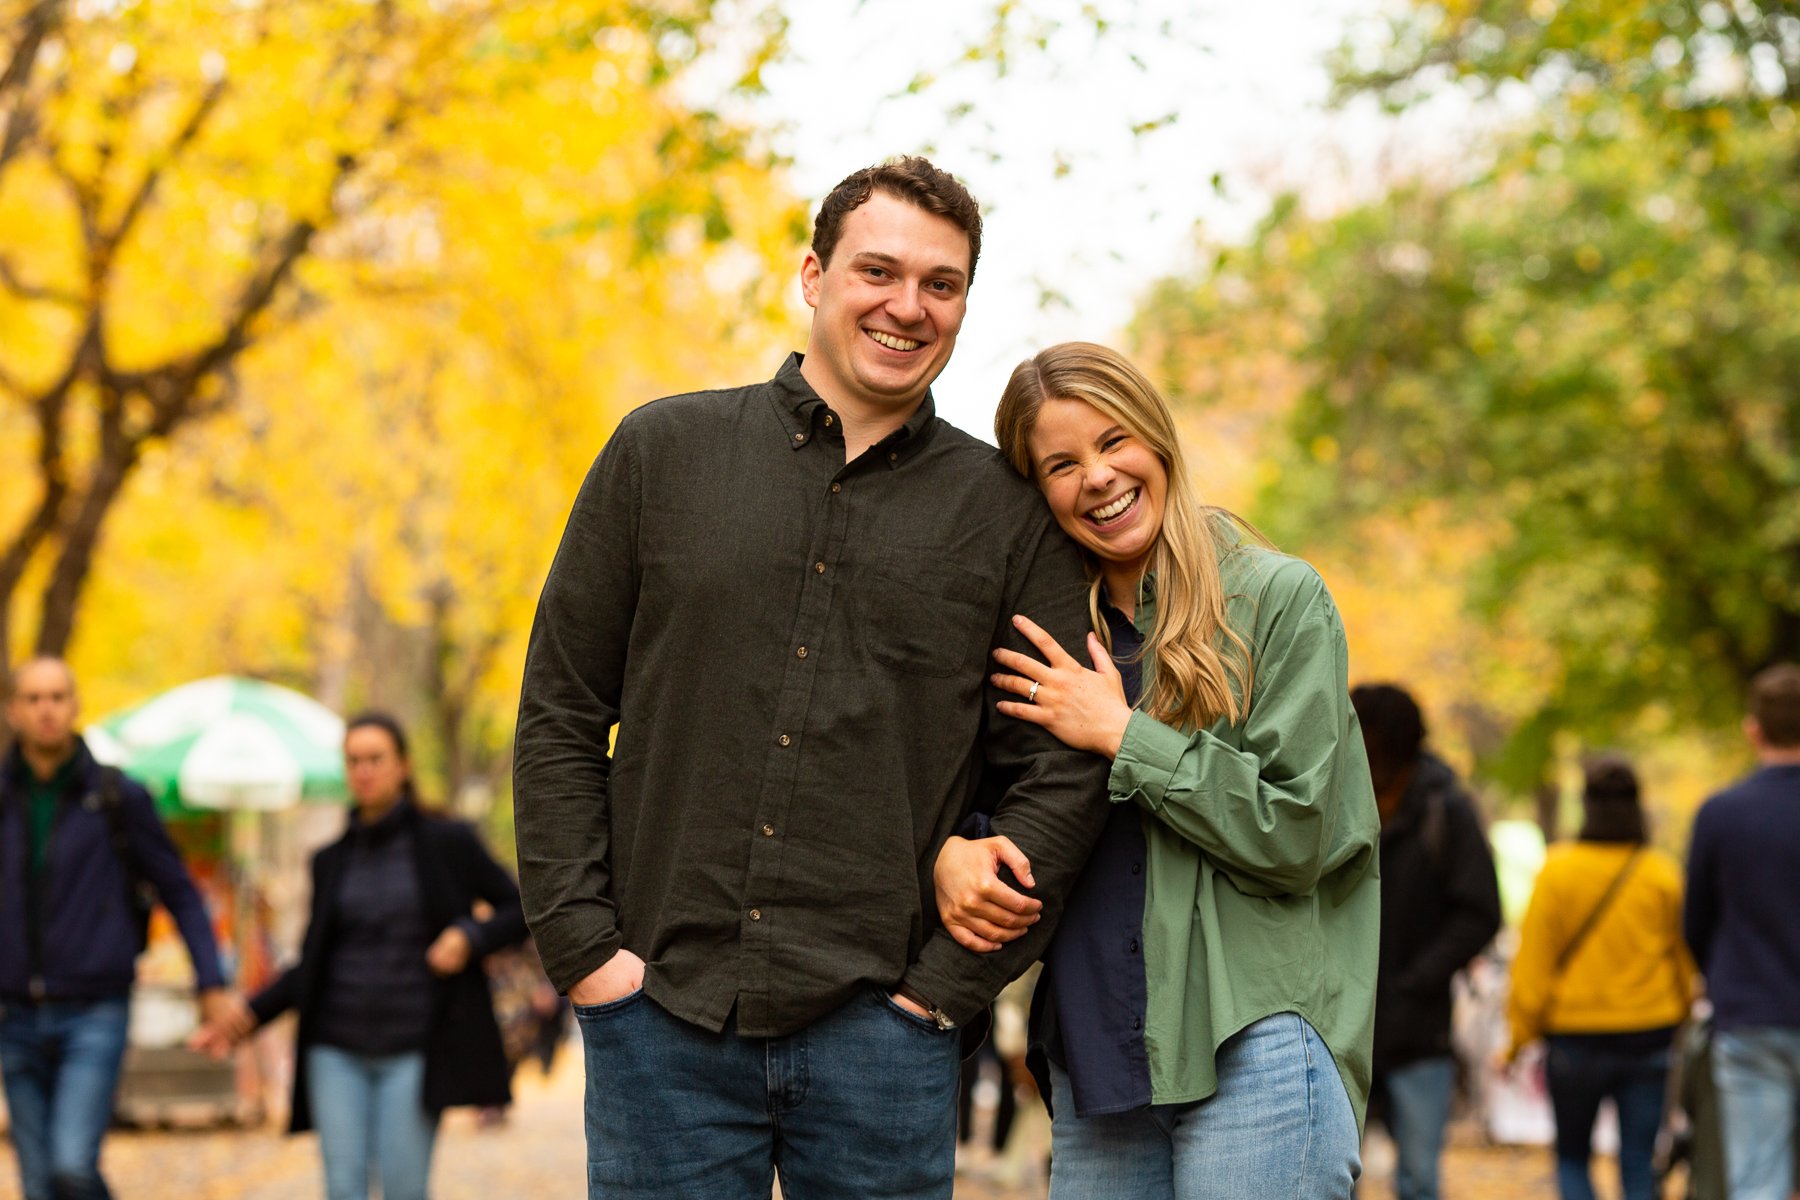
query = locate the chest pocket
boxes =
[857,549,999,678]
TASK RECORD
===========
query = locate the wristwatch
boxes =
[895,982,956,1030]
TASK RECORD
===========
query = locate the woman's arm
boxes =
[1104,565,1372,897]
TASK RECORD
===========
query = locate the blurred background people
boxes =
[192,712,526,1200]
[0,657,232,1200]
[1504,756,1695,1200]
[1684,662,1800,1200]
[1352,682,1502,1200]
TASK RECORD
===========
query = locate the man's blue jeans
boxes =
[1045,1012,1361,1200]
[0,996,130,1200]
[577,987,960,1199]
[1713,1026,1800,1200]
[305,1045,438,1200]
[1376,1055,1455,1200]
[1543,1033,1669,1200]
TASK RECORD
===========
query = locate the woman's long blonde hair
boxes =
[995,342,1267,729]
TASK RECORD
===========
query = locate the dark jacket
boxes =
[249,800,527,1133]
[1373,753,1503,1072]
[1684,763,1800,1032]
[0,737,226,1000]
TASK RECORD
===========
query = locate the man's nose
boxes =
[886,284,925,325]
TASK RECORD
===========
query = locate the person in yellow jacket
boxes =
[1504,756,1696,1200]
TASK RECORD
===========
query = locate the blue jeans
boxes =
[1543,1033,1669,1200]
[1713,1026,1800,1200]
[577,987,960,1199]
[0,996,130,1200]
[1046,1012,1361,1200]
[305,1045,438,1200]
[1377,1055,1455,1200]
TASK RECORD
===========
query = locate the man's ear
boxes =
[1745,715,1765,752]
[800,251,823,309]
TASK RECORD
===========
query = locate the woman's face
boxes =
[1027,396,1168,577]
[344,725,409,812]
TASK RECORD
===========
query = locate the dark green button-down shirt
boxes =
[514,355,1110,1037]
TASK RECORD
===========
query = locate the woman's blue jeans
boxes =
[305,1045,438,1200]
[1543,1033,1669,1200]
[1046,1012,1361,1200]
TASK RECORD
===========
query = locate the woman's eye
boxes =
[1102,436,1128,452]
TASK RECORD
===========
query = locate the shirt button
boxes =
[776,733,791,747]
[796,646,808,659]
[793,432,806,444]
[1129,938,1140,954]
[824,414,834,427]
[887,451,898,463]
[829,482,842,494]
[762,824,775,837]
[1133,1017,1142,1031]
[749,909,762,921]
[814,562,826,574]
[1132,862,1142,875]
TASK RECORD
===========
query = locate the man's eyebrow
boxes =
[848,251,968,282]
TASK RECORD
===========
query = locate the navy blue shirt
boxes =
[1685,763,1800,1031]
[1027,598,1155,1116]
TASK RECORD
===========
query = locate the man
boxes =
[513,157,1108,1198]
[1351,683,1502,1200]
[1685,661,1800,1200]
[0,658,231,1200]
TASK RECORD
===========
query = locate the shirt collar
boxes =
[769,353,939,468]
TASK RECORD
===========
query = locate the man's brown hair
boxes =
[811,156,983,285]
[1750,661,1800,747]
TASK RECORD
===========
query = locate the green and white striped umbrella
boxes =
[87,676,346,814]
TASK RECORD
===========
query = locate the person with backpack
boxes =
[0,657,232,1200]
[1505,756,1696,1200]
[1352,683,1503,1200]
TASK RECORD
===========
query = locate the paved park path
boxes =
[0,1051,1641,1199]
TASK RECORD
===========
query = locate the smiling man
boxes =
[513,157,1109,1198]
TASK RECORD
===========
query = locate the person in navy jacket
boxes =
[1684,662,1800,1200]
[0,657,231,1200]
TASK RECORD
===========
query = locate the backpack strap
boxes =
[91,766,155,950]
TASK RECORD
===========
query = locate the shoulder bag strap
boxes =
[1553,847,1644,977]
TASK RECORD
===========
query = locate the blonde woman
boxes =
[934,343,1379,1199]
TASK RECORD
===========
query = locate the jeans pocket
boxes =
[874,989,953,1036]
[573,988,645,1021]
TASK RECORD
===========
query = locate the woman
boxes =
[193,712,527,1200]
[1504,756,1695,1200]
[936,343,1380,1198]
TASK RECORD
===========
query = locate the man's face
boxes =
[800,192,970,421]
[7,661,79,760]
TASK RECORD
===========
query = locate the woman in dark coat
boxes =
[193,712,526,1200]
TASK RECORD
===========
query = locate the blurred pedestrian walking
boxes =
[191,711,526,1200]
[1352,682,1502,1200]
[0,657,234,1200]
[1684,662,1800,1200]
[1504,756,1695,1200]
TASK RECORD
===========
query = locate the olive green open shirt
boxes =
[1110,545,1381,1126]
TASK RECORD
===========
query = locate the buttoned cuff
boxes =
[1108,710,1190,812]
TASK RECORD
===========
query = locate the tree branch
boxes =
[100,77,226,261]
[0,253,81,306]
[0,0,63,173]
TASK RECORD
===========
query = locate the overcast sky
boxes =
[742,0,1451,439]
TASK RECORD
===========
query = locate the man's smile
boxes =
[866,329,922,352]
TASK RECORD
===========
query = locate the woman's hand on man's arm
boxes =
[934,834,1043,953]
